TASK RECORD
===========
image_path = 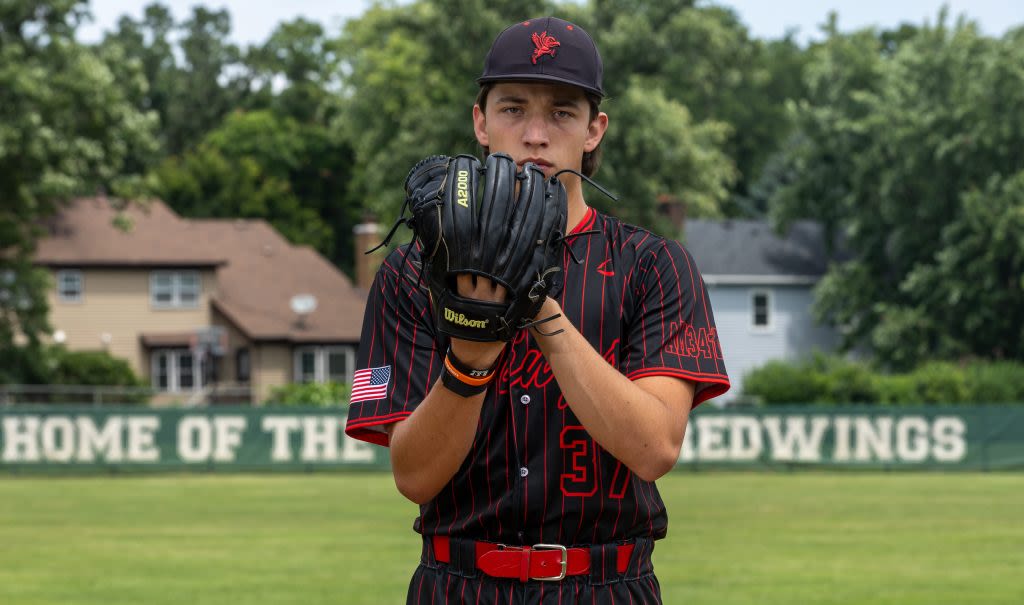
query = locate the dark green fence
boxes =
[1,405,1022,472]
[680,405,1024,470]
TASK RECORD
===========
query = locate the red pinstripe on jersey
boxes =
[345,210,729,548]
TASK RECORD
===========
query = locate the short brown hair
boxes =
[475,84,604,177]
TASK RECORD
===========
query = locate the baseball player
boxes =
[346,16,730,604]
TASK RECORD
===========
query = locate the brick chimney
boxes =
[657,194,687,240]
[353,217,383,290]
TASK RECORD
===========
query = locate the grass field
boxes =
[1,472,1022,605]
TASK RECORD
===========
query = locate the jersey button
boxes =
[519,466,529,477]
[520,394,531,405]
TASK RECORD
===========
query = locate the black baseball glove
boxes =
[402,153,568,342]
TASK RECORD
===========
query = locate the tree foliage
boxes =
[773,15,1024,367]
[152,109,354,269]
[0,0,157,377]
[595,1,807,213]
[98,3,249,156]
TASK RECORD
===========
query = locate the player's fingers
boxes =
[456,273,504,302]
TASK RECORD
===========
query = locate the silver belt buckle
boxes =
[531,543,568,581]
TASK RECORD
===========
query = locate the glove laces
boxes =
[549,168,618,265]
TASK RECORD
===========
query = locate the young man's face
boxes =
[473,81,608,181]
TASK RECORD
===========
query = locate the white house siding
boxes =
[705,284,839,403]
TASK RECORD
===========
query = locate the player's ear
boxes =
[473,104,489,147]
[584,111,608,153]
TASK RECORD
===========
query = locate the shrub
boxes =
[48,348,149,404]
[963,361,1024,403]
[742,357,1024,406]
[821,360,878,404]
[909,362,968,403]
[742,360,828,404]
[873,374,918,405]
[51,349,143,387]
[0,344,55,384]
[265,381,350,407]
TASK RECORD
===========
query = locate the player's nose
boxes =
[521,114,549,147]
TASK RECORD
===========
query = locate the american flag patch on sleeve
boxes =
[349,366,392,403]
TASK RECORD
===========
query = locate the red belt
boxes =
[432,536,634,582]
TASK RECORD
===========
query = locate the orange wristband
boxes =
[443,355,495,387]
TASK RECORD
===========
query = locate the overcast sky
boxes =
[78,0,1023,46]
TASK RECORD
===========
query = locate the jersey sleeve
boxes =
[623,240,730,407]
[344,247,442,446]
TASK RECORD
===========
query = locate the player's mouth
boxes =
[518,157,554,174]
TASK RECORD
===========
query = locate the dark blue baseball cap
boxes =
[478,17,605,98]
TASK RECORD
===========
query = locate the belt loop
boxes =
[518,545,532,583]
[421,536,435,566]
[589,542,620,586]
[451,538,479,578]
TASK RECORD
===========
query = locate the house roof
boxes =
[35,197,227,267]
[37,198,365,343]
[684,219,833,285]
[184,220,365,342]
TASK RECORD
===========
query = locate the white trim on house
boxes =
[150,348,203,393]
[293,345,356,384]
[150,270,201,309]
[703,274,820,286]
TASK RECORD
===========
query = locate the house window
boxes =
[296,349,317,383]
[150,271,201,309]
[751,290,772,330]
[151,349,204,392]
[293,346,355,384]
[57,270,83,302]
[326,349,351,383]
[236,348,251,383]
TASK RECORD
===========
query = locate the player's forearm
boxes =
[533,308,691,482]
[388,380,485,504]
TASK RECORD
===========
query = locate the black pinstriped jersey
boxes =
[346,207,730,546]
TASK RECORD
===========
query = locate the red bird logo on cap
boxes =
[531,31,560,64]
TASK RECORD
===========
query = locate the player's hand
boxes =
[450,274,506,368]
[456,273,507,303]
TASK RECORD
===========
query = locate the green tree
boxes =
[773,14,1024,367]
[593,77,735,232]
[96,3,177,161]
[239,19,357,269]
[595,1,808,214]
[153,110,356,269]
[0,0,158,381]
[244,18,342,123]
[98,3,248,156]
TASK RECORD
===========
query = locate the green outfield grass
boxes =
[1,472,1022,604]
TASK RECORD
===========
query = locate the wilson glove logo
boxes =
[444,307,488,329]
[456,170,469,208]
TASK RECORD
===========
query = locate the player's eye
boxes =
[500,106,523,115]
[553,110,575,120]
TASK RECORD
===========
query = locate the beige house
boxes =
[34,198,373,405]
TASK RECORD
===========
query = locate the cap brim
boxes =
[477,73,604,98]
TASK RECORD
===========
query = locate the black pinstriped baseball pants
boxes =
[406,537,662,604]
